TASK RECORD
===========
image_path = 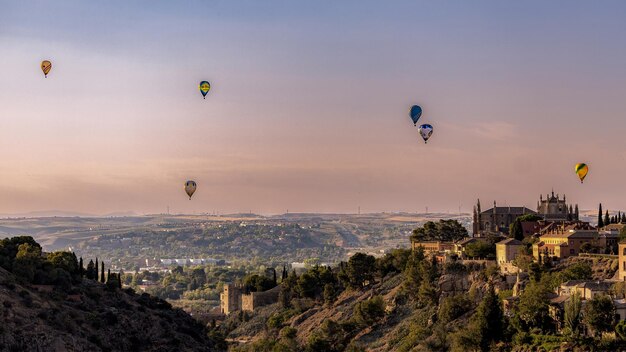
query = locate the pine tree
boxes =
[598,204,604,228]
[100,261,105,283]
[463,284,504,351]
[605,210,610,226]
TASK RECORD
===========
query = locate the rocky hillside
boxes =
[0,266,223,351]
[224,266,496,351]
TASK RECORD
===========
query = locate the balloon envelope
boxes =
[41,60,52,77]
[199,81,211,99]
[574,163,588,183]
[409,105,422,125]
[418,124,433,143]
[185,180,197,199]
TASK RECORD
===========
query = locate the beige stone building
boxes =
[220,283,281,315]
[411,241,454,255]
[532,223,601,260]
[220,283,242,315]
[619,241,626,281]
[241,285,281,312]
[496,238,523,264]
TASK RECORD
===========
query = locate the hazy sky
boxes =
[2,1,626,215]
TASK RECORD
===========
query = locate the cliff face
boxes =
[0,267,221,352]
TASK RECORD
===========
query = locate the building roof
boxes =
[497,238,523,245]
[456,237,480,246]
[603,223,626,231]
[480,207,536,215]
[540,230,598,239]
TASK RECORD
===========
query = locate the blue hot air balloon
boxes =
[409,105,422,125]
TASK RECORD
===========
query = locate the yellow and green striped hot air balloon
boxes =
[574,163,588,183]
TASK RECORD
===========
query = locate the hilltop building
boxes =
[532,222,610,260]
[472,191,580,236]
[496,238,524,274]
[220,283,280,315]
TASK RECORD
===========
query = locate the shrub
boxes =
[353,295,385,326]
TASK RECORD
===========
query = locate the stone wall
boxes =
[241,285,281,312]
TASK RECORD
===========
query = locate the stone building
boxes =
[220,283,281,315]
[220,283,242,315]
[532,223,601,260]
[472,191,580,236]
[472,199,535,236]
[496,238,524,274]
[537,191,579,222]
[241,285,281,312]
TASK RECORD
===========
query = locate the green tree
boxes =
[563,291,582,338]
[353,295,385,326]
[464,241,495,259]
[598,203,604,228]
[411,219,468,242]
[605,210,610,227]
[583,295,615,337]
[517,282,550,331]
[341,252,376,288]
[473,285,504,350]
[86,260,96,280]
[13,243,43,282]
[403,249,424,299]
[323,283,336,306]
[562,262,592,281]
[509,214,542,240]
[616,320,626,340]
[100,261,105,283]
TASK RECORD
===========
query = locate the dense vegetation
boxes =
[220,245,625,352]
[0,236,223,351]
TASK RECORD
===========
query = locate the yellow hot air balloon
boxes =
[574,163,588,183]
[41,60,52,77]
[185,180,197,200]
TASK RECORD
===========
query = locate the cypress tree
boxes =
[605,210,610,227]
[79,257,84,277]
[118,273,122,289]
[107,269,111,283]
[100,262,105,283]
[95,258,99,280]
[598,204,604,228]
[273,268,277,285]
[86,260,95,280]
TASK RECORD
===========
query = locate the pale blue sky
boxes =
[1,1,626,214]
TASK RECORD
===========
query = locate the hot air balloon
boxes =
[418,124,433,143]
[199,81,210,99]
[574,163,588,183]
[185,180,197,199]
[41,60,52,78]
[409,105,422,125]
